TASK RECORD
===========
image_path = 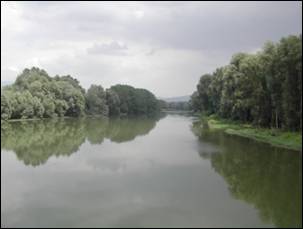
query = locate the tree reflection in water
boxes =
[1,114,164,167]
[192,121,302,228]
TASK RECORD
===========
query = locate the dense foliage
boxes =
[1,67,160,120]
[110,85,160,116]
[86,85,108,116]
[190,35,302,131]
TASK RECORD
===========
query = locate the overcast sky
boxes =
[1,1,302,97]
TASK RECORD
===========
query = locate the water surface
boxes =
[1,114,302,227]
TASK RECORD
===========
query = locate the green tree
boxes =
[106,89,120,116]
[62,84,85,117]
[278,35,302,130]
[189,91,202,112]
[220,65,237,119]
[196,74,213,114]
[42,96,56,118]
[1,92,12,120]
[110,84,159,116]
[208,67,224,114]
[54,99,68,117]
[86,85,109,116]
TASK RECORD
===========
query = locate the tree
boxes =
[208,67,224,114]
[110,84,159,116]
[54,99,68,117]
[62,83,85,117]
[1,92,12,120]
[259,41,279,127]
[278,35,302,130]
[197,74,213,114]
[189,91,202,112]
[106,89,120,116]
[220,65,237,119]
[86,85,109,116]
[42,96,56,118]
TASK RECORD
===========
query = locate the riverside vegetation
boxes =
[1,67,160,121]
[189,35,302,150]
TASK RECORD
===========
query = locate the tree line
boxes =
[190,35,302,131]
[1,67,160,120]
[158,100,190,111]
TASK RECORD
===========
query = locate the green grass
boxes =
[202,115,302,151]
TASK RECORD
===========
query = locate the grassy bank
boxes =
[201,114,302,151]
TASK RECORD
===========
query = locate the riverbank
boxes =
[199,115,302,151]
[1,116,81,123]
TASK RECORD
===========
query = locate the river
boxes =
[1,114,302,228]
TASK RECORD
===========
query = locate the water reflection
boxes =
[192,121,302,228]
[1,115,163,167]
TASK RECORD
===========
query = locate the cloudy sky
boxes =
[1,1,302,97]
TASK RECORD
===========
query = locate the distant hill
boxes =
[159,95,190,103]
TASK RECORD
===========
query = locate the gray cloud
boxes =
[1,1,301,97]
[87,41,128,55]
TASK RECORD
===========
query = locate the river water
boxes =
[1,114,302,227]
